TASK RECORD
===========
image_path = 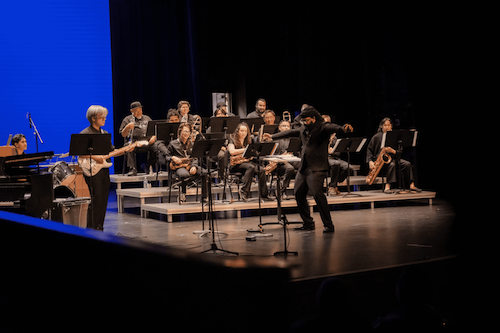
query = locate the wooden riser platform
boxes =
[115,176,386,213]
[139,190,436,222]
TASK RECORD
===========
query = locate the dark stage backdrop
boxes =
[109,1,455,191]
[0,0,113,156]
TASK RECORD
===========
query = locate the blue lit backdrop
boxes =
[0,1,113,156]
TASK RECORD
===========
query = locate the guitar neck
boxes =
[103,140,148,159]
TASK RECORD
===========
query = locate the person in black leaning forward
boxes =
[263,106,353,233]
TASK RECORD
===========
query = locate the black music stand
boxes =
[146,119,168,137]
[272,157,299,256]
[384,130,418,193]
[240,117,264,134]
[331,137,367,197]
[207,117,240,201]
[156,123,180,144]
[244,142,277,233]
[156,123,180,201]
[207,116,240,133]
[69,134,112,227]
[192,139,238,255]
[252,139,302,236]
[145,120,168,177]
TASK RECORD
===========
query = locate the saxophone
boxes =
[366,147,396,185]
[264,161,277,175]
[170,157,193,170]
[230,153,251,166]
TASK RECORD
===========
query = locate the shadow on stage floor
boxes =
[104,194,460,330]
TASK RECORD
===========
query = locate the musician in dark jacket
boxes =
[159,122,200,203]
[264,106,352,233]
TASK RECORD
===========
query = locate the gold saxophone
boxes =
[264,161,277,175]
[230,153,251,166]
[170,157,193,170]
[366,147,396,185]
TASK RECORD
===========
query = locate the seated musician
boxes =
[213,101,236,117]
[263,109,277,125]
[366,117,421,193]
[269,120,299,200]
[246,98,267,118]
[178,100,196,124]
[227,122,273,202]
[323,115,353,196]
[161,123,200,203]
[167,108,180,123]
[118,101,157,176]
[12,134,27,155]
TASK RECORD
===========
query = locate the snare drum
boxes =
[50,161,76,187]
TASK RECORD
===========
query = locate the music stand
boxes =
[252,138,302,234]
[240,117,264,134]
[145,120,168,177]
[262,155,301,256]
[207,117,239,201]
[156,123,180,144]
[191,139,238,255]
[383,130,418,193]
[146,120,168,137]
[244,142,277,233]
[331,137,367,197]
[69,134,112,228]
[207,116,240,133]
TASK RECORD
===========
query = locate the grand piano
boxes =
[0,151,55,218]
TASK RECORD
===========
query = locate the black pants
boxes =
[125,144,157,171]
[294,167,333,228]
[275,162,297,192]
[328,157,352,187]
[382,158,414,186]
[229,162,268,198]
[84,168,110,231]
[174,166,201,194]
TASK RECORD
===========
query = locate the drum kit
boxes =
[48,160,77,199]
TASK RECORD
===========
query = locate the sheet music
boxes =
[270,143,278,156]
[381,132,386,148]
[357,138,367,152]
[412,130,418,147]
[332,138,341,152]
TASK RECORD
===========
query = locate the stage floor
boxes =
[103,191,457,281]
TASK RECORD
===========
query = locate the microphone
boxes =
[27,112,32,128]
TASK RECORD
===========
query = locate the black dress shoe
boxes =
[323,225,335,233]
[127,168,137,176]
[294,224,315,231]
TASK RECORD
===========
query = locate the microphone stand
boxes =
[27,113,44,172]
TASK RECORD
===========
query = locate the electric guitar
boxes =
[78,140,149,177]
